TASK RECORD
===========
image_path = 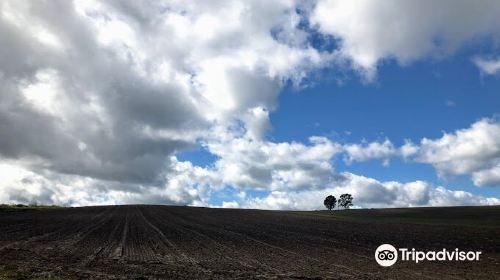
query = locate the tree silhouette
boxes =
[323,195,336,211]
[338,193,353,209]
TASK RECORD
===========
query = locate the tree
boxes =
[338,193,353,209]
[323,195,336,211]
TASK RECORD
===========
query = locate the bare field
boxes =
[0,205,499,279]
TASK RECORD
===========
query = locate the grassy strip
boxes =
[0,204,62,212]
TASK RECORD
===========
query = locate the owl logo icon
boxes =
[375,244,398,267]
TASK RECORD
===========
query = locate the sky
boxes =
[1,0,500,210]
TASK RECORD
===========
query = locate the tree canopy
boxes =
[323,195,336,211]
[338,193,353,209]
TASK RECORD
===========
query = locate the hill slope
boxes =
[0,205,499,279]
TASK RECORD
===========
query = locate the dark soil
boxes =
[0,205,498,279]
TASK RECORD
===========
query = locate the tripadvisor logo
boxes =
[375,244,398,267]
[375,244,482,267]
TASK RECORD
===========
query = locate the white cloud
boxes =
[400,140,419,158]
[445,100,456,107]
[428,186,500,207]
[241,174,500,210]
[473,57,500,75]
[221,201,240,209]
[342,139,419,165]
[338,119,500,188]
[0,158,214,207]
[199,123,500,209]
[416,118,500,186]
[343,139,397,166]
[20,68,64,115]
[336,118,500,188]
[472,165,500,187]
[205,125,342,190]
[0,0,499,209]
[311,0,500,77]
[0,0,329,197]
[2,119,499,209]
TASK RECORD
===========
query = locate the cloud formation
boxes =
[0,1,325,186]
[203,123,500,209]
[473,57,500,75]
[240,176,500,210]
[0,0,499,209]
[0,0,339,207]
[334,118,500,188]
[416,118,500,187]
[343,139,398,166]
[311,0,500,77]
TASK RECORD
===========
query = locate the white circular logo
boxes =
[375,244,398,267]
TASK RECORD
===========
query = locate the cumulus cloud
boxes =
[204,122,342,190]
[338,118,500,188]
[471,166,500,187]
[416,118,500,187]
[334,118,500,188]
[311,0,500,76]
[194,123,500,209]
[473,57,500,75]
[0,159,215,207]
[0,0,330,204]
[0,0,210,185]
[241,174,500,210]
[343,139,397,166]
[0,0,499,209]
[220,201,240,209]
[342,139,418,166]
[400,140,420,158]
[3,116,499,209]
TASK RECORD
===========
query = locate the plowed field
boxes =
[0,205,499,279]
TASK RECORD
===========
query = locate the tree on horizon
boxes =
[323,195,336,211]
[338,193,353,209]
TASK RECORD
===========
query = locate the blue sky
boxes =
[1,1,500,209]
[274,49,500,194]
[180,44,500,206]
